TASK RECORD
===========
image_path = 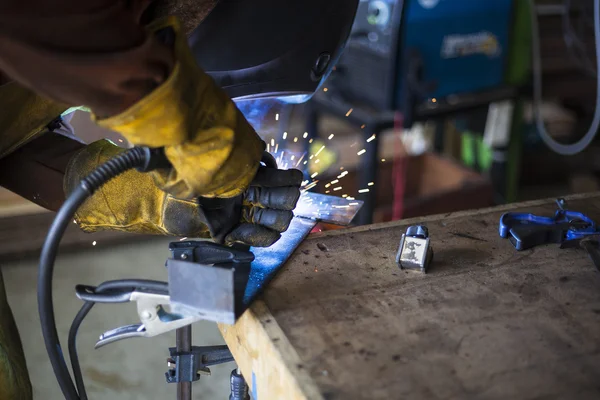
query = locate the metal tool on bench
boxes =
[499,198,599,250]
[396,225,434,273]
[499,198,600,270]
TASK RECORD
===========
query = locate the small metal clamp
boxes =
[396,225,434,273]
[165,345,234,383]
[75,284,201,348]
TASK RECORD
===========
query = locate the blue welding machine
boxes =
[333,0,514,111]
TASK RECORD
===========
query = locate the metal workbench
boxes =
[219,193,600,400]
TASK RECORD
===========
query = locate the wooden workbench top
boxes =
[219,194,600,400]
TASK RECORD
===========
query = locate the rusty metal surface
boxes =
[260,194,600,400]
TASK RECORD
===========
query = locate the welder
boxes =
[0,1,312,397]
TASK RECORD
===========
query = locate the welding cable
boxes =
[530,0,600,155]
[38,146,166,400]
[68,301,94,400]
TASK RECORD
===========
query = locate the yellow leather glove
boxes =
[65,140,211,237]
[92,17,264,200]
[65,141,302,248]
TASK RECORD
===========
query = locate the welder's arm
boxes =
[0,0,169,118]
[0,133,84,212]
[0,2,264,200]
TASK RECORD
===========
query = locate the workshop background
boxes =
[1,0,599,398]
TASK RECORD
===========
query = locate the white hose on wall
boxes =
[530,0,600,155]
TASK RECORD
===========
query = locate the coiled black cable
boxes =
[38,147,159,400]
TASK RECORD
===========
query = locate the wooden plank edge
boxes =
[218,300,324,400]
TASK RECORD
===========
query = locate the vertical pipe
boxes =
[176,326,192,400]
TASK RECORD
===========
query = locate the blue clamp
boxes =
[499,199,599,251]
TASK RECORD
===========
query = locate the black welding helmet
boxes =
[189,0,359,102]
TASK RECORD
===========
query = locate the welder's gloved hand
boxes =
[65,140,302,248]
[65,140,212,238]
[92,17,264,200]
[200,168,303,247]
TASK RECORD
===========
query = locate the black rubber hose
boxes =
[68,302,94,400]
[38,147,149,400]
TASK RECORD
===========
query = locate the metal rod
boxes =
[176,325,192,400]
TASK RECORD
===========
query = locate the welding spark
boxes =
[347,197,355,200]
[330,179,339,184]
[340,167,344,170]
[358,189,370,193]
[303,181,318,191]
[315,145,326,157]
[180,237,188,241]
[345,108,354,117]
[282,131,288,140]
[368,182,374,186]
[309,138,314,144]
[118,139,124,143]
[310,155,314,160]
[432,98,437,103]
[267,143,270,152]
[328,134,334,140]
[291,155,295,160]
[349,202,359,206]
[381,158,386,162]
[342,194,348,198]
[367,134,376,142]
[275,113,279,121]
[333,187,342,191]
[275,143,279,153]
[326,190,330,194]
[304,161,308,165]
[357,149,366,156]
[294,137,298,143]
[301,180,309,186]
[311,172,319,178]
[73,220,77,224]
[325,183,331,188]
[315,159,320,164]
[361,124,366,129]
[333,205,350,209]
[303,132,308,139]
[295,153,306,167]
[92,241,97,246]
[270,138,275,147]
[323,87,328,92]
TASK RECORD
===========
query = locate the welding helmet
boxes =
[189,0,359,102]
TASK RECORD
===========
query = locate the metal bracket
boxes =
[165,345,234,383]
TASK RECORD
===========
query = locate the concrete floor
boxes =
[2,238,231,399]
